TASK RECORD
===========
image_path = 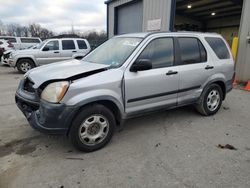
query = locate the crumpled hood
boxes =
[26,59,110,88]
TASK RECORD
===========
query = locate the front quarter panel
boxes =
[61,68,125,115]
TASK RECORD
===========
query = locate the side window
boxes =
[20,38,40,43]
[0,37,17,43]
[198,40,207,62]
[205,37,230,59]
[43,41,59,51]
[178,37,206,65]
[137,38,174,69]
[62,40,75,50]
[77,40,87,49]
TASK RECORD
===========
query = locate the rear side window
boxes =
[205,37,230,59]
[20,38,40,43]
[77,40,87,49]
[62,40,75,50]
[178,37,207,65]
[0,37,16,43]
[137,37,174,69]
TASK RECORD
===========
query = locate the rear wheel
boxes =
[196,84,223,116]
[69,104,115,152]
[17,59,35,74]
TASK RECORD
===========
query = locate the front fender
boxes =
[62,89,125,118]
[15,55,36,66]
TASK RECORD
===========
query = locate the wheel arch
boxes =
[203,79,226,100]
[16,57,36,67]
[67,98,124,135]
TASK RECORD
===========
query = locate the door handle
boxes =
[205,65,214,70]
[166,70,178,75]
[54,51,59,53]
[72,50,77,53]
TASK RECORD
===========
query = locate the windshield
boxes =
[37,40,48,49]
[83,37,142,67]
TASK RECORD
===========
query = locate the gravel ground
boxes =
[0,65,250,188]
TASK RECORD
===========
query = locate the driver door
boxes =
[37,40,62,65]
[124,37,179,115]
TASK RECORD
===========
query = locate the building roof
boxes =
[104,0,118,4]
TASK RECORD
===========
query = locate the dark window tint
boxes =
[20,38,40,43]
[0,37,16,43]
[205,37,230,59]
[178,37,206,65]
[62,40,75,50]
[0,41,3,45]
[137,38,174,69]
[77,40,87,49]
[198,40,207,62]
[44,41,59,51]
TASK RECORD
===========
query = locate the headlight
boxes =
[41,81,69,103]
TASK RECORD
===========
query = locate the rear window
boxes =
[0,37,16,43]
[20,38,40,43]
[62,40,75,50]
[205,37,230,59]
[77,40,87,49]
[178,37,207,65]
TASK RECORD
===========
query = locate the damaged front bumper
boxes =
[15,79,78,135]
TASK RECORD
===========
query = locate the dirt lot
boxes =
[0,65,250,188]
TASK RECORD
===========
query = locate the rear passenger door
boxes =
[176,37,214,105]
[76,39,89,58]
[60,39,77,60]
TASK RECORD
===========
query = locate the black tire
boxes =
[196,84,223,116]
[16,59,35,74]
[69,104,115,152]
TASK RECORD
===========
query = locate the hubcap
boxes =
[79,115,109,146]
[20,62,31,72]
[207,89,220,111]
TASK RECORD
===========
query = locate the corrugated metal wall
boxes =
[107,0,134,37]
[142,0,172,32]
[107,0,172,37]
[236,0,250,82]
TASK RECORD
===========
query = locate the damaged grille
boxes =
[23,78,35,93]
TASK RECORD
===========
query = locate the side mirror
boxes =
[130,59,152,72]
[42,46,49,51]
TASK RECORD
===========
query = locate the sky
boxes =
[0,0,107,33]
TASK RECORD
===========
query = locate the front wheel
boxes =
[196,84,223,116]
[17,59,35,74]
[69,104,115,152]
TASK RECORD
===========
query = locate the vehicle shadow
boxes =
[28,105,202,155]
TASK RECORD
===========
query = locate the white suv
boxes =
[8,38,91,73]
[0,36,42,50]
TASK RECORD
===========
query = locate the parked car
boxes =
[8,38,91,73]
[15,32,234,152]
[0,39,15,65]
[0,36,42,50]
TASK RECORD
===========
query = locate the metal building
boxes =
[105,0,250,82]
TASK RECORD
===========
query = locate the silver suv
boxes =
[15,32,234,152]
[9,38,91,73]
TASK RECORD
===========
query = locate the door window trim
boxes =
[129,37,178,71]
[175,37,208,66]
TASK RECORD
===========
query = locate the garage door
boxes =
[116,1,143,35]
